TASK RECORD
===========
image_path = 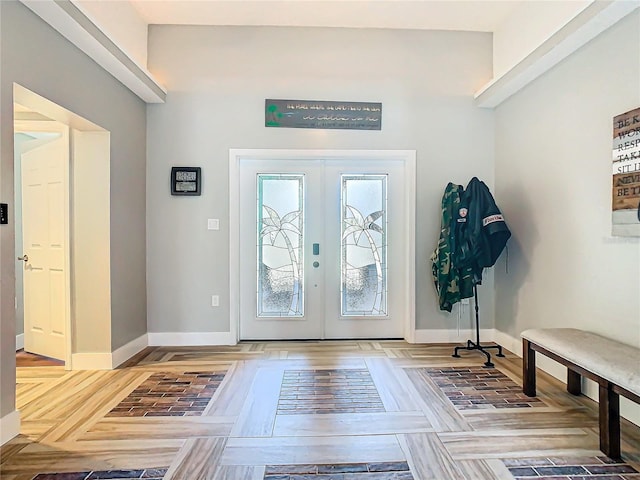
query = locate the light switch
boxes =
[211,295,220,307]
[208,219,220,230]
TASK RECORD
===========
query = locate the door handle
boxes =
[17,254,29,262]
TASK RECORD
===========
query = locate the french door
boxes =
[238,156,411,340]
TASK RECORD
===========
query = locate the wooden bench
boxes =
[522,328,640,460]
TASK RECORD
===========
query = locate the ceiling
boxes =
[128,0,523,32]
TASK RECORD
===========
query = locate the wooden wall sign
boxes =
[265,99,382,130]
[612,107,640,236]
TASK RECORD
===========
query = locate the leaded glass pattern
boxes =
[341,175,388,316]
[257,174,304,317]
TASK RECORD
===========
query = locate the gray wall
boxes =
[146,25,495,335]
[0,0,147,418]
[494,13,640,419]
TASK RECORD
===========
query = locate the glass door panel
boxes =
[341,174,388,316]
[257,174,304,317]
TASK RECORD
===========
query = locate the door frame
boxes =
[229,149,417,343]
[13,83,112,370]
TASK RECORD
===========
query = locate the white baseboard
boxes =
[148,331,237,346]
[0,410,21,445]
[492,329,521,355]
[68,331,236,369]
[71,352,112,370]
[413,328,496,344]
[111,334,148,368]
[15,334,24,351]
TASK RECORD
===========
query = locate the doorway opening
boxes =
[13,83,112,370]
[230,149,417,343]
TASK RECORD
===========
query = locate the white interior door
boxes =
[239,156,409,340]
[20,130,69,361]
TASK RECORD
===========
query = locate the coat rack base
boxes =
[452,340,505,368]
[451,284,505,368]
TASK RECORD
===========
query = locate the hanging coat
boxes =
[431,183,475,312]
[456,177,511,284]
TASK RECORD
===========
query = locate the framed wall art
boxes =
[171,167,201,196]
[612,107,640,236]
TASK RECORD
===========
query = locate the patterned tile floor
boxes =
[31,468,167,479]
[423,366,545,410]
[264,461,413,479]
[504,456,640,479]
[106,372,224,417]
[9,342,640,480]
[277,369,385,415]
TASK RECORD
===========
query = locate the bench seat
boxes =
[521,328,640,460]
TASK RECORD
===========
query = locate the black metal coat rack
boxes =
[434,177,511,368]
[452,284,504,367]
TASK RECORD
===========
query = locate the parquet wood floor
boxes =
[16,351,65,368]
[2,341,639,480]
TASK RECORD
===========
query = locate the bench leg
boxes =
[599,383,621,460]
[523,339,536,397]
[567,369,581,395]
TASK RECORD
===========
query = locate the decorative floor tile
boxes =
[503,456,640,479]
[277,369,385,415]
[422,367,544,410]
[264,461,413,478]
[32,468,167,479]
[11,343,640,480]
[106,372,224,417]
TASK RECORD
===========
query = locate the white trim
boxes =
[148,332,236,347]
[404,152,417,343]
[62,124,73,369]
[492,329,522,356]
[14,84,105,132]
[71,352,112,370]
[475,0,639,108]
[413,328,497,344]
[229,152,240,345]
[111,334,148,368]
[19,0,166,103]
[229,149,417,343]
[15,334,24,351]
[0,410,21,445]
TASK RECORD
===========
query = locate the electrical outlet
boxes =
[207,219,220,230]
[211,295,219,307]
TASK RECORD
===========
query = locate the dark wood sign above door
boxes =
[265,99,382,131]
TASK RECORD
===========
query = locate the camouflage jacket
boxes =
[431,183,475,312]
